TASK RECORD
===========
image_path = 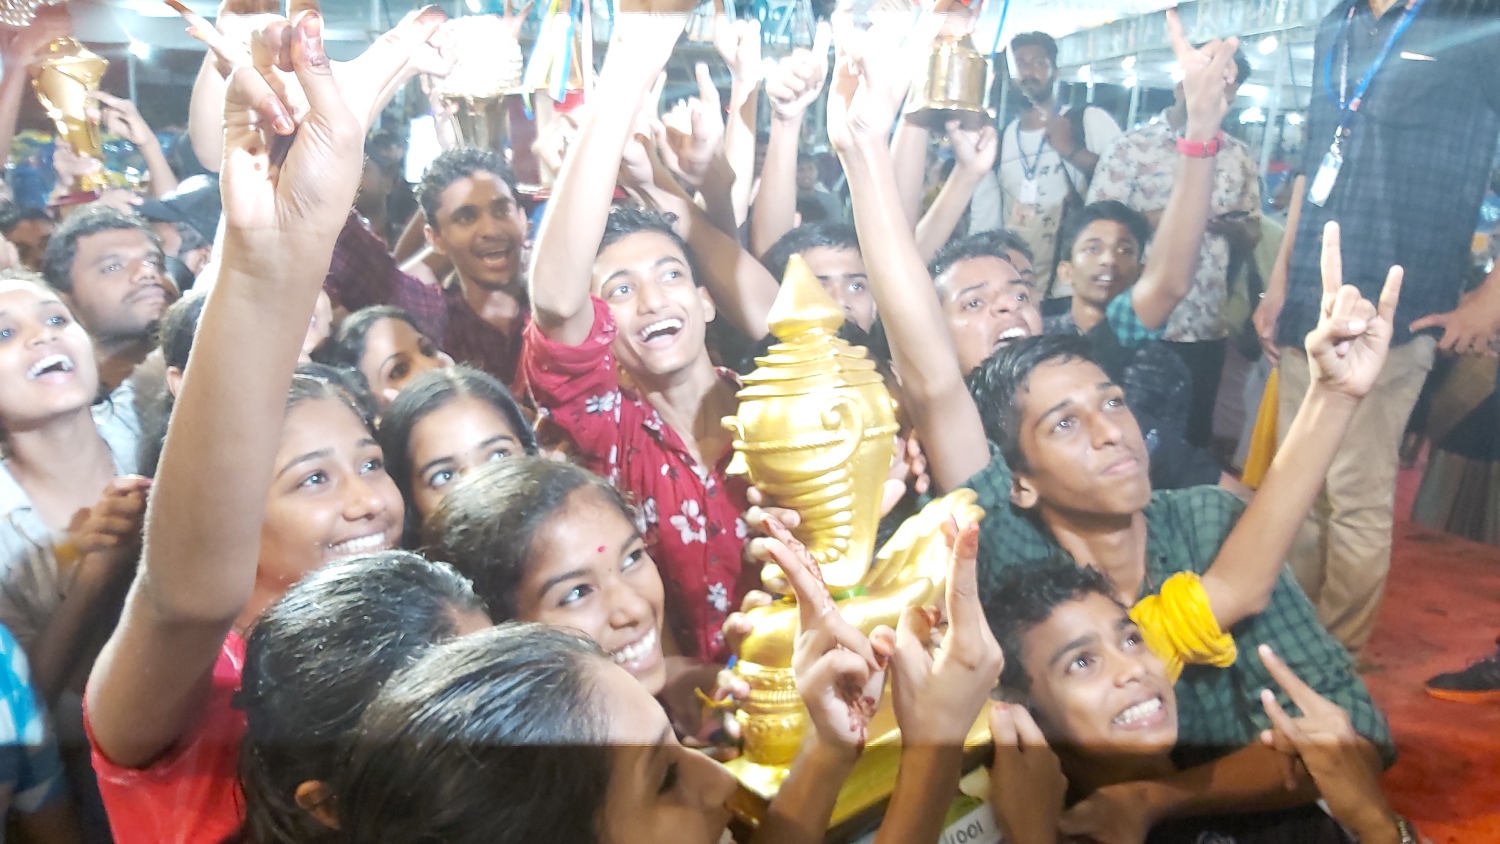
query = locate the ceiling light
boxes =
[128,38,150,60]
[1258,35,1278,55]
[1286,112,1304,125]
[1121,55,1136,71]
[1239,106,1266,124]
[1077,64,1092,83]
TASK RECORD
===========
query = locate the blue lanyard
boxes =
[1015,121,1048,181]
[1321,0,1427,135]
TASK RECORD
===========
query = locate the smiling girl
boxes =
[82,8,438,841]
[0,271,142,664]
[376,364,537,542]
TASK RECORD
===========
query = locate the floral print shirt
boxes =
[520,297,754,662]
[1087,111,1261,343]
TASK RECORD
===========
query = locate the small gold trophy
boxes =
[29,36,109,195]
[903,32,995,130]
[721,256,990,828]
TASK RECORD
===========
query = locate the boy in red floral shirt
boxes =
[522,14,764,662]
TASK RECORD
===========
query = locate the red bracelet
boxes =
[1176,132,1224,158]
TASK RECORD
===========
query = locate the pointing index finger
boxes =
[1258,644,1328,715]
[1319,221,1343,310]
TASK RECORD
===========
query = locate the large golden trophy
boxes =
[29,36,109,194]
[721,256,988,828]
[431,15,526,151]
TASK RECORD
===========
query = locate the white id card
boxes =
[1307,141,1343,207]
[1019,178,1039,205]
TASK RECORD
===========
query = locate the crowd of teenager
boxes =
[0,0,1497,841]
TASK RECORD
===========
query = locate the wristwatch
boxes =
[1175,132,1225,158]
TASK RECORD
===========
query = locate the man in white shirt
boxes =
[969,31,1122,300]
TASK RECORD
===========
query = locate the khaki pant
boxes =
[1277,337,1437,654]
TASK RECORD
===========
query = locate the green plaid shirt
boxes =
[963,449,1395,766]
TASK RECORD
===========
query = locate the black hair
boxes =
[986,562,1120,696]
[136,292,208,475]
[598,204,692,261]
[289,361,380,431]
[318,305,432,375]
[1009,32,1058,66]
[759,222,861,283]
[41,203,162,294]
[422,457,632,621]
[1231,48,1252,88]
[0,202,50,236]
[964,334,1099,472]
[417,147,519,229]
[236,552,484,844]
[1055,200,1153,269]
[336,623,614,844]
[376,364,539,544]
[929,230,1021,283]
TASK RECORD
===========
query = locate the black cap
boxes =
[136,174,221,244]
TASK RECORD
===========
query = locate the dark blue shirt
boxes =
[1278,0,1500,349]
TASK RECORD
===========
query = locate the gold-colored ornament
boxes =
[903,33,995,130]
[29,36,109,194]
[721,256,990,828]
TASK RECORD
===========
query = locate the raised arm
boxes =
[528,12,687,345]
[643,71,777,340]
[712,13,762,229]
[914,121,996,260]
[86,6,431,768]
[1201,222,1399,628]
[889,121,929,229]
[748,27,832,258]
[0,8,73,169]
[89,92,179,197]
[1125,17,1237,332]
[828,6,988,491]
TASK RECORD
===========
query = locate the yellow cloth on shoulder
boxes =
[1128,572,1238,682]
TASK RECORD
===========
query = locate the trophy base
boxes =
[725,703,994,835]
[905,104,996,131]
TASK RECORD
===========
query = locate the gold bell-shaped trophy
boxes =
[29,36,110,195]
[721,256,990,830]
[902,3,995,131]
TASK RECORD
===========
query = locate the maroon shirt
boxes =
[324,214,527,384]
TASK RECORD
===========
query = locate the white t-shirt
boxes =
[969,105,1123,296]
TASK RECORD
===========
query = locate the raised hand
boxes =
[870,511,1002,745]
[656,62,726,192]
[210,4,376,248]
[1167,9,1239,141]
[180,0,449,132]
[89,91,158,148]
[711,9,762,84]
[1,3,72,68]
[825,0,947,152]
[1305,221,1401,399]
[1258,644,1399,841]
[989,703,1067,844]
[755,514,886,751]
[948,120,996,178]
[765,22,831,122]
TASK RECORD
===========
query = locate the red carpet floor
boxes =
[1363,466,1500,842]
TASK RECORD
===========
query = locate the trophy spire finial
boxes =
[767,254,846,342]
